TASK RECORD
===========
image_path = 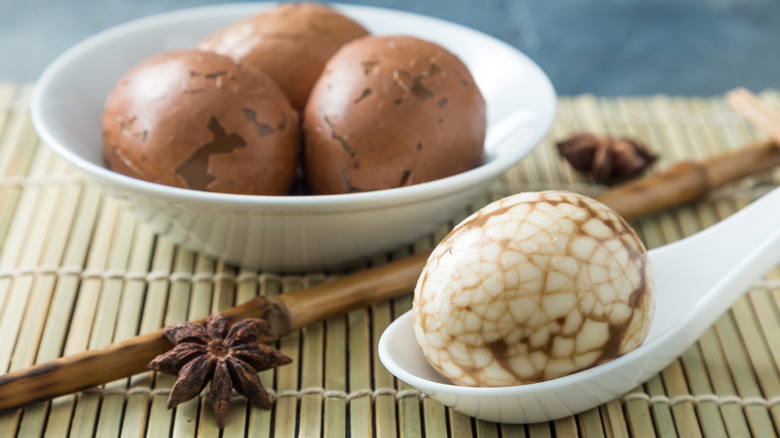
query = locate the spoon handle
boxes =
[648,186,780,342]
[652,186,780,275]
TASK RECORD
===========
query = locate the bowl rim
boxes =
[30,2,556,210]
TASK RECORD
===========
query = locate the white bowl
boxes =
[31,3,556,272]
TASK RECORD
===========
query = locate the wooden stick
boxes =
[0,252,428,410]
[279,252,430,331]
[596,140,780,219]
[726,88,780,144]
[601,88,780,219]
[1,121,779,410]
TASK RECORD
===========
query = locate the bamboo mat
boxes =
[1,82,779,437]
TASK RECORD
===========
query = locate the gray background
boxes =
[2,0,779,96]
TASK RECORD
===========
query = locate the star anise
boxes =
[148,312,292,428]
[556,132,658,185]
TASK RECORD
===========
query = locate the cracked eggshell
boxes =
[412,191,655,387]
[302,35,486,195]
[102,50,299,196]
[198,2,370,111]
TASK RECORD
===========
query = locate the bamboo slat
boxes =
[0,88,779,437]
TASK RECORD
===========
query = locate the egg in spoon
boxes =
[412,190,655,387]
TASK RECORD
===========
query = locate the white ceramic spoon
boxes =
[379,186,780,424]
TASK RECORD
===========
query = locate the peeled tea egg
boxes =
[303,35,486,194]
[102,50,299,196]
[198,2,370,111]
[412,191,655,387]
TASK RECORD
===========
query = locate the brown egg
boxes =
[198,2,370,111]
[302,35,486,195]
[102,50,299,196]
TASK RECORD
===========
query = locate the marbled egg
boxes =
[413,190,655,387]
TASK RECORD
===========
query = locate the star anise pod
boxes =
[148,312,292,428]
[556,132,658,185]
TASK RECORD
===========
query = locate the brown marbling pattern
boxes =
[413,191,655,387]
